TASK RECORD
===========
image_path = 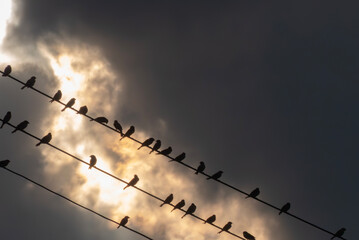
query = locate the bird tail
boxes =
[21,85,26,90]
[90,119,94,121]
[2,73,4,76]
[206,177,211,180]
[123,185,128,190]
[49,99,54,103]
[61,107,66,112]
[149,150,154,154]
[203,221,207,224]
[168,159,173,162]
[160,203,164,207]
[245,196,250,199]
[279,211,282,215]
[181,214,186,219]
[117,225,121,229]
[11,129,16,133]
[195,171,199,174]
[137,146,142,150]
[89,166,92,169]
[0,123,4,129]
[119,137,124,141]
[35,142,41,147]
[171,208,175,212]
[218,230,222,234]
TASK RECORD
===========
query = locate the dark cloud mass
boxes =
[0,0,358,240]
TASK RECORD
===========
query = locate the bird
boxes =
[89,155,97,169]
[171,199,185,212]
[123,174,139,190]
[156,146,172,156]
[91,116,108,124]
[279,202,291,215]
[137,137,155,150]
[170,152,185,162]
[0,159,10,168]
[204,215,216,224]
[77,105,88,115]
[2,65,11,76]
[207,170,223,180]
[36,133,52,146]
[243,231,256,240]
[218,221,232,234]
[245,188,260,199]
[120,126,135,141]
[149,140,161,154]
[21,76,36,89]
[195,161,205,174]
[1,111,11,129]
[182,203,196,218]
[49,90,62,103]
[11,120,29,133]
[331,228,346,239]
[113,120,123,136]
[160,194,173,207]
[117,216,129,228]
[61,98,76,111]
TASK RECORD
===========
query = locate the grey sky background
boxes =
[0,1,357,240]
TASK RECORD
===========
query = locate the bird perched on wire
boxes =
[137,137,154,150]
[91,116,108,124]
[113,120,123,136]
[88,155,97,169]
[61,98,76,112]
[21,76,36,90]
[218,221,232,234]
[11,120,29,133]
[120,126,135,141]
[156,146,172,156]
[1,111,11,129]
[50,90,62,103]
[245,188,260,199]
[171,199,185,212]
[0,159,10,168]
[160,193,173,207]
[123,175,139,190]
[170,152,185,162]
[77,105,88,115]
[2,65,11,76]
[195,161,205,174]
[243,231,256,240]
[204,215,216,224]
[36,133,52,146]
[117,216,129,228]
[206,170,223,180]
[279,202,291,215]
[149,140,161,154]
[331,228,346,239]
[182,203,196,218]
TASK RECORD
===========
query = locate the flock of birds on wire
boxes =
[0,65,347,240]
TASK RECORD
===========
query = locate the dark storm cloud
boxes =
[1,0,358,240]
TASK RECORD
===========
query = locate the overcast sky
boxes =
[0,1,357,240]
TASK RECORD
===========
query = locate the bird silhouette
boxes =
[91,116,108,124]
[171,199,185,212]
[156,146,172,156]
[123,174,139,190]
[21,76,36,90]
[1,111,11,129]
[117,216,129,228]
[0,159,10,168]
[120,126,135,141]
[204,214,216,224]
[149,140,161,154]
[77,105,88,115]
[160,193,173,207]
[182,203,196,218]
[279,202,291,215]
[61,98,76,112]
[243,231,256,240]
[11,120,29,133]
[36,133,52,146]
[207,171,223,180]
[89,155,97,169]
[218,221,232,234]
[170,152,185,162]
[2,65,11,76]
[50,90,62,103]
[113,120,123,136]
[245,188,260,199]
[138,137,154,150]
[331,228,346,239]
[195,161,205,174]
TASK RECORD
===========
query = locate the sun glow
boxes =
[0,0,13,63]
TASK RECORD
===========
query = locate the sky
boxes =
[0,0,357,240]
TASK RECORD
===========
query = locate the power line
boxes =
[0,70,347,240]
[0,163,153,240]
[0,119,246,240]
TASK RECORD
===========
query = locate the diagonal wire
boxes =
[0,119,245,240]
[0,165,153,240]
[0,71,347,240]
